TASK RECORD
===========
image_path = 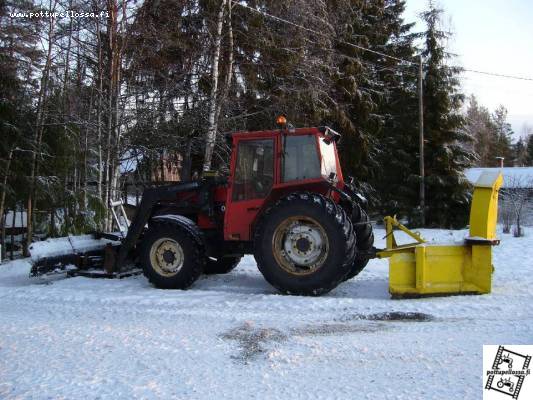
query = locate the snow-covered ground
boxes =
[0,227,531,399]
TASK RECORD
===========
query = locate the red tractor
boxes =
[32,123,374,296]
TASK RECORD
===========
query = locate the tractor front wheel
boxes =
[254,192,356,296]
[140,222,205,289]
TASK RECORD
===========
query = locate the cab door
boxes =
[224,137,276,241]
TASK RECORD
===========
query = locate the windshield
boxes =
[282,135,321,182]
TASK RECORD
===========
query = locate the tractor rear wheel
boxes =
[254,192,356,296]
[344,203,374,281]
[140,222,205,289]
[204,256,242,274]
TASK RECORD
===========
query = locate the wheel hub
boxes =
[295,237,311,253]
[162,249,176,264]
[150,238,184,277]
[272,217,329,275]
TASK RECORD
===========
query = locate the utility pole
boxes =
[418,55,425,226]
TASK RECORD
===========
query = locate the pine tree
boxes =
[420,2,473,228]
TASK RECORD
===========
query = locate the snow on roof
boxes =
[465,167,533,189]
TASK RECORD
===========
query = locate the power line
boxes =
[462,69,533,82]
[231,1,416,66]
[232,1,533,83]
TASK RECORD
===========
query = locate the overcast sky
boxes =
[403,0,533,138]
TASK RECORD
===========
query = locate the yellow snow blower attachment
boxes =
[377,171,503,298]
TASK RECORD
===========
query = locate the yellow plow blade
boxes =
[379,171,503,298]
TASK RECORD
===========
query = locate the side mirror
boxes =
[318,126,341,143]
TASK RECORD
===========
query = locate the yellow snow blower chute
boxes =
[377,171,503,298]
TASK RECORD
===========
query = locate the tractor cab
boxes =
[224,124,344,241]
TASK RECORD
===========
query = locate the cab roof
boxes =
[229,126,341,142]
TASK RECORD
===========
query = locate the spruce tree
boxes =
[525,135,533,166]
[514,138,526,166]
[229,0,334,127]
[492,106,515,166]
[420,2,473,228]
[371,0,420,218]
[323,0,419,205]
[324,0,383,185]
[465,95,495,166]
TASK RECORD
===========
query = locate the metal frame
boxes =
[376,216,426,258]
[113,181,215,271]
[109,199,130,237]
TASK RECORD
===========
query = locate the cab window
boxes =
[232,139,274,201]
[282,135,321,182]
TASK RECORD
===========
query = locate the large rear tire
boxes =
[254,192,356,296]
[140,222,205,289]
[344,203,374,280]
[204,256,242,275]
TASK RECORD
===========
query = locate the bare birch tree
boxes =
[26,0,58,254]
[500,175,533,237]
[202,0,228,173]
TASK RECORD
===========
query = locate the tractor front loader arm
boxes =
[114,182,203,271]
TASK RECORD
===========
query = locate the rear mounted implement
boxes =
[376,171,503,298]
